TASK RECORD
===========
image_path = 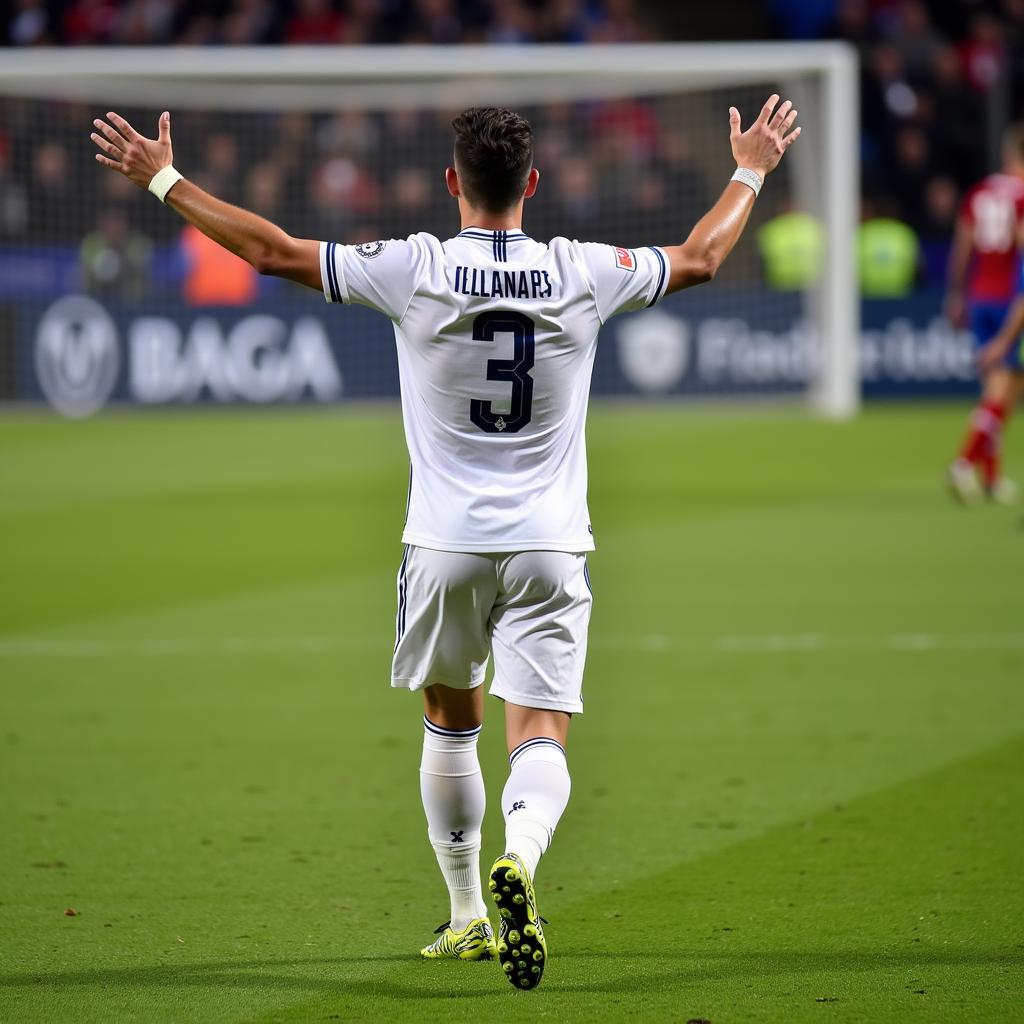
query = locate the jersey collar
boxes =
[457,228,529,263]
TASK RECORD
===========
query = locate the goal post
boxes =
[0,43,859,417]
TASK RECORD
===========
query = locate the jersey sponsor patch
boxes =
[355,240,386,259]
[614,246,636,273]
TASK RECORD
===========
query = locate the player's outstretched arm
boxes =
[663,95,800,294]
[91,111,321,290]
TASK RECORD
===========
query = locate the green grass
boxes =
[1,404,1021,1023]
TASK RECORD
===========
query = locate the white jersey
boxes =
[320,229,669,553]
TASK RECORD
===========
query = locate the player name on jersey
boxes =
[453,266,554,300]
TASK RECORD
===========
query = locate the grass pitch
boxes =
[1,404,1021,1023]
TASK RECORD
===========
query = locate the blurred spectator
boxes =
[757,202,825,291]
[590,99,660,166]
[622,169,670,247]
[380,166,447,237]
[29,142,81,242]
[889,126,934,230]
[488,1,536,44]
[198,132,242,204]
[884,0,945,78]
[180,223,258,306]
[767,0,838,40]
[244,162,286,221]
[532,102,587,169]
[221,0,277,45]
[343,0,390,44]
[402,0,462,44]
[831,0,873,55]
[659,129,711,229]
[921,175,958,238]
[310,153,381,236]
[114,0,177,45]
[858,199,920,298]
[927,45,985,187]
[283,0,343,43]
[867,44,917,123]
[586,0,650,43]
[919,175,959,285]
[0,133,28,238]
[959,13,1008,93]
[79,209,152,298]
[177,13,218,44]
[317,111,378,160]
[9,0,52,44]
[62,0,119,44]
[551,157,600,239]
[536,0,590,43]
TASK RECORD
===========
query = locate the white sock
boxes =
[419,715,489,930]
[501,737,571,880]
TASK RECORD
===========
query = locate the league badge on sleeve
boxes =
[355,240,387,259]
[614,246,636,272]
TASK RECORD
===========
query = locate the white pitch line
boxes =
[0,635,386,658]
[714,633,826,652]
[712,633,1024,653]
[1,633,1024,658]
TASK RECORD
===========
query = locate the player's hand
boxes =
[729,95,800,178]
[977,337,1009,374]
[91,111,173,190]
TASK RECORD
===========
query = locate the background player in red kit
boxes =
[946,126,1024,504]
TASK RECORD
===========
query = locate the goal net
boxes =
[0,44,858,417]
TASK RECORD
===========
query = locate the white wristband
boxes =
[731,167,763,197]
[148,165,183,203]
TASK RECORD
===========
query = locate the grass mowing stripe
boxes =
[4,632,1024,658]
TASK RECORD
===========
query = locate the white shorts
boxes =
[391,546,593,714]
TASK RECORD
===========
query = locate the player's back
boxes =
[961,173,1024,303]
[320,229,668,553]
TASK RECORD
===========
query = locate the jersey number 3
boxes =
[469,311,535,433]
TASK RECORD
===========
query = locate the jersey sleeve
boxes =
[319,235,432,321]
[577,242,670,321]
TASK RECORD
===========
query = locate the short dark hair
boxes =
[451,107,534,213]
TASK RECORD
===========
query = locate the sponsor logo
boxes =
[450,830,465,843]
[618,309,976,393]
[355,240,386,259]
[35,295,120,417]
[614,246,636,273]
[860,317,974,382]
[508,801,526,815]
[618,309,690,393]
[129,314,342,404]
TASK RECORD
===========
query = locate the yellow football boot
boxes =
[419,917,496,960]
[488,852,547,990]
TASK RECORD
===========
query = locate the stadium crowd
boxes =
[1,0,1023,299]
[814,0,1024,289]
[4,0,651,46]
